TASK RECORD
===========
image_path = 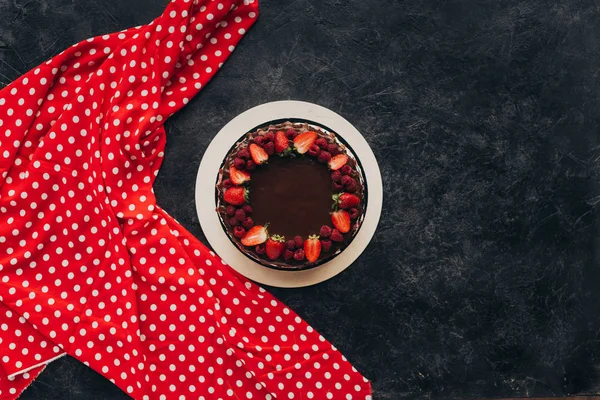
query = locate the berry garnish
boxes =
[255,244,266,254]
[246,160,256,170]
[333,181,344,191]
[321,239,332,252]
[331,209,351,233]
[233,226,245,239]
[242,204,253,214]
[328,154,348,171]
[223,178,233,188]
[304,235,322,263]
[275,131,290,153]
[249,143,268,165]
[348,208,360,220]
[318,151,332,163]
[235,208,246,222]
[345,180,358,193]
[308,145,320,157]
[316,138,328,149]
[341,175,353,187]
[224,186,248,206]
[242,217,254,230]
[230,166,251,185]
[229,217,240,226]
[264,132,275,142]
[333,192,360,209]
[284,249,294,261]
[331,170,342,182]
[286,240,296,250]
[327,143,341,155]
[238,148,250,160]
[293,236,303,248]
[266,235,286,260]
[233,157,245,169]
[293,249,305,261]
[226,205,236,216]
[286,128,298,140]
[293,131,317,154]
[254,136,265,146]
[330,229,344,242]
[340,165,353,176]
[241,225,269,246]
[319,225,332,238]
[263,141,275,156]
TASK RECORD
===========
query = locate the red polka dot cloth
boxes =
[0,0,372,399]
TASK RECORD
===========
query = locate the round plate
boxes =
[195,101,382,288]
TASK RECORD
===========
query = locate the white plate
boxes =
[195,101,382,288]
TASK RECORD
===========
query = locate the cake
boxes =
[215,120,366,270]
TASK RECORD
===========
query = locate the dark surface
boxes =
[1,0,599,398]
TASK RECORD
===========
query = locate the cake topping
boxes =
[224,186,248,206]
[333,192,360,209]
[293,248,305,261]
[321,239,333,252]
[241,224,269,246]
[230,166,251,185]
[249,143,269,164]
[317,151,332,163]
[263,141,275,156]
[293,131,317,154]
[266,235,286,260]
[319,225,332,238]
[328,154,348,170]
[233,226,246,238]
[275,130,291,154]
[330,229,344,242]
[331,209,351,233]
[304,235,322,263]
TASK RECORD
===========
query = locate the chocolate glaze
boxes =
[251,156,332,239]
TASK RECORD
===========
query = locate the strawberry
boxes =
[330,229,344,243]
[284,249,294,261]
[331,209,351,233]
[249,143,268,165]
[321,239,332,252]
[293,236,303,248]
[286,128,298,140]
[348,208,360,220]
[318,151,332,163]
[233,226,246,239]
[315,138,328,149]
[224,186,247,206]
[328,154,348,171]
[340,165,353,175]
[264,132,275,142]
[241,225,269,247]
[293,131,317,154]
[238,148,250,160]
[308,145,320,157]
[255,244,266,254]
[319,225,332,238]
[235,209,246,222]
[286,240,296,250]
[293,249,305,261]
[246,160,256,170]
[225,205,236,216]
[263,141,275,156]
[331,170,342,182]
[229,166,250,185]
[275,131,290,153]
[327,143,341,155]
[242,217,254,230]
[242,204,253,214]
[266,235,286,260]
[333,192,360,209]
[223,178,233,188]
[304,235,322,263]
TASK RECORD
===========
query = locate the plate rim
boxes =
[195,100,382,288]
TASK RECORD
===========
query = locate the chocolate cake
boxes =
[215,121,366,270]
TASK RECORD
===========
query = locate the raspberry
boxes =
[294,236,303,248]
[242,217,254,230]
[293,249,305,261]
[226,205,236,216]
[316,138,328,149]
[238,148,250,159]
[318,151,332,163]
[235,209,246,221]
[319,225,332,238]
[254,136,265,146]
[264,132,275,142]
[255,244,266,254]
[341,175,353,186]
[284,249,294,261]
[327,144,340,155]
[242,205,253,214]
[331,170,342,182]
[345,180,358,193]
[286,128,298,140]
[223,178,233,188]
[246,160,256,170]
[340,165,353,175]
[330,229,343,242]
[308,145,320,157]
[233,158,245,169]
[233,226,245,238]
[263,141,275,155]
[286,240,296,250]
[348,208,360,220]
[229,217,240,227]
[321,239,332,252]
[333,182,344,191]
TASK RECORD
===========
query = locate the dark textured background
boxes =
[1,0,600,398]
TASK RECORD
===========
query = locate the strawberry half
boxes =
[229,166,250,185]
[265,234,286,260]
[304,235,322,263]
[331,209,351,233]
[275,130,290,153]
[249,143,269,165]
[223,186,248,206]
[241,225,269,247]
[328,154,348,171]
[293,131,317,154]
[333,192,360,209]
